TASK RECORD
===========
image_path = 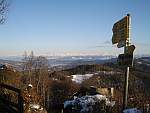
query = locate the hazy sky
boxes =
[0,0,150,56]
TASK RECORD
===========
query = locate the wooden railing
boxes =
[0,83,24,113]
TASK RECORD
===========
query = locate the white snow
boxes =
[72,74,93,83]
[64,94,115,113]
[123,108,142,113]
[28,104,47,112]
[71,71,119,83]
[30,104,40,109]
[106,100,116,107]
[137,61,142,64]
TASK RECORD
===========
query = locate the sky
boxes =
[0,0,150,56]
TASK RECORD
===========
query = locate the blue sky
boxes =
[0,0,150,56]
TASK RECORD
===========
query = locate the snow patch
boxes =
[30,104,40,109]
[72,74,93,83]
[71,71,119,83]
[123,108,142,113]
[64,94,115,113]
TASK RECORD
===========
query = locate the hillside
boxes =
[0,56,150,113]
[59,58,150,111]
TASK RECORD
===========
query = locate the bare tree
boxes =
[34,56,49,106]
[0,0,9,24]
[22,51,28,74]
[21,51,35,84]
[21,51,50,107]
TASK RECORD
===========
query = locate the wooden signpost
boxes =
[112,14,135,110]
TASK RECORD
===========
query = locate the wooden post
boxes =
[123,14,130,110]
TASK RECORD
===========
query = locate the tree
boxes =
[21,51,50,108]
[22,51,28,75]
[0,0,9,24]
[21,51,35,84]
[34,56,49,106]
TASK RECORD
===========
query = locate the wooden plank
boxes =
[0,83,20,93]
[0,83,24,113]
[0,96,18,108]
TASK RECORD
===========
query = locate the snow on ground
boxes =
[123,108,142,113]
[71,71,120,83]
[30,104,41,109]
[72,74,93,83]
[64,94,115,113]
[28,104,47,113]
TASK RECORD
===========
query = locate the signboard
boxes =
[112,16,129,47]
[118,53,133,67]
